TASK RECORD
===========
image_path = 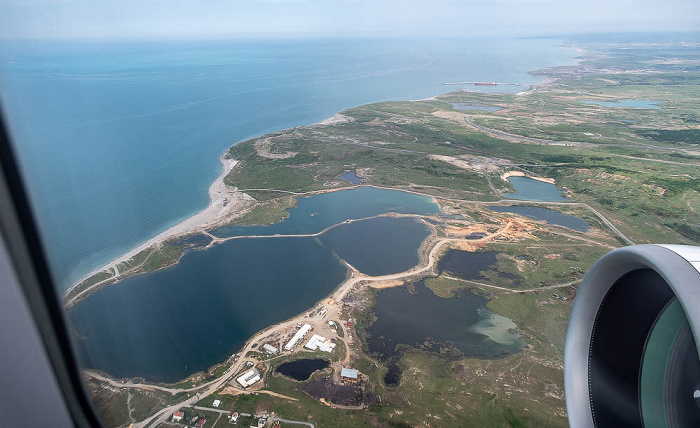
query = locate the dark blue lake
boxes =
[502,177,568,202]
[320,217,431,276]
[212,187,439,237]
[69,237,347,382]
[367,280,523,360]
[488,206,590,232]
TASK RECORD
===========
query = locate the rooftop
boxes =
[340,368,359,379]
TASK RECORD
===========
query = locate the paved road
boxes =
[85,371,213,395]
[463,115,700,168]
[444,274,581,294]
[276,417,315,428]
[191,406,314,427]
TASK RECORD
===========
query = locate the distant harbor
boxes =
[444,81,525,86]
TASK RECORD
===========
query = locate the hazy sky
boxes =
[0,0,698,40]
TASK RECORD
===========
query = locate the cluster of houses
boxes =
[172,406,284,427]
[170,410,206,427]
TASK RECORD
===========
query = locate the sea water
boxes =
[0,38,576,290]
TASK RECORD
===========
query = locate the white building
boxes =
[262,344,279,355]
[304,334,336,353]
[212,399,221,408]
[236,369,261,388]
[284,323,312,351]
[340,368,359,381]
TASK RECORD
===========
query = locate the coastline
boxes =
[65,156,247,297]
[58,40,585,299]
[66,41,586,299]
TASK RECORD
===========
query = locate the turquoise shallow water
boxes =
[0,38,575,290]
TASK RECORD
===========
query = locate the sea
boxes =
[0,38,577,291]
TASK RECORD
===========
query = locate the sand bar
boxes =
[65,156,246,296]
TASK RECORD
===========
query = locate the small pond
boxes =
[275,358,330,381]
[339,171,362,184]
[170,234,213,252]
[437,249,518,283]
[502,176,568,202]
[489,206,590,232]
[580,99,662,109]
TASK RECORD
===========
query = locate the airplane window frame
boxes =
[0,105,103,428]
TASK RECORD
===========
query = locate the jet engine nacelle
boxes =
[565,244,700,428]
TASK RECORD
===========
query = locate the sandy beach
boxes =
[312,113,355,126]
[65,156,249,296]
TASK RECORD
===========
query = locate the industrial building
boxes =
[284,323,312,351]
[304,334,336,353]
[236,369,261,388]
[340,367,359,382]
[262,343,279,354]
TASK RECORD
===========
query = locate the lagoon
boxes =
[69,237,347,382]
[212,187,439,238]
